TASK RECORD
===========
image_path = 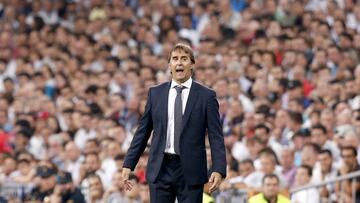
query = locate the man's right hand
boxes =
[121,167,133,191]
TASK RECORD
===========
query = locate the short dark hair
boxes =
[167,43,195,64]
[254,124,270,134]
[341,146,357,157]
[303,143,321,154]
[86,138,99,146]
[85,152,99,160]
[259,147,279,164]
[129,173,139,183]
[288,111,303,124]
[311,124,327,134]
[240,159,254,167]
[319,149,333,157]
[299,164,313,177]
[262,173,279,184]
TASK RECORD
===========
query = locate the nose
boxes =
[175,60,183,66]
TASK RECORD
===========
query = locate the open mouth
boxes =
[175,69,184,73]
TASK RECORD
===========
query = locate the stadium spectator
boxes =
[0,0,358,202]
[291,165,320,203]
[248,173,291,203]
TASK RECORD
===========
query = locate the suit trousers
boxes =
[149,154,204,203]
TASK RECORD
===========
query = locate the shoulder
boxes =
[248,193,265,203]
[149,81,169,92]
[277,194,291,203]
[192,81,216,96]
[152,81,169,89]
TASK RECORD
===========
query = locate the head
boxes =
[17,158,31,175]
[168,43,195,84]
[341,146,358,169]
[56,171,74,195]
[239,159,255,177]
[2,155,16,175]
[318,149,333,174]
[295,165,312,186]
[262,173,280,200]
[36,166,57,192]
[84,138,100,154]
[113,169,123,190]
[254,124,271,144]
[292,130,310,151]
[88,174,104,201]
[106,140,122,158]
[287,111,303,131]
[259,148,278,174]
[311,124,328,146]
[280,147,294,170]
[84,153,101,174]
[64,141,80,161]
[246,136,266,159]
[301,143,320,167]
[124,174,140,199]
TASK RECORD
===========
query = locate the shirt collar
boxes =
[171,77,192,89]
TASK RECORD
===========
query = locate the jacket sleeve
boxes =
[123,89,153,170]
[206,91,227,178]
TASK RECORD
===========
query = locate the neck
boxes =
[264,194,277,203]
[322,167,331,175]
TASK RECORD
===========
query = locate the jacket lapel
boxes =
[181,81,199,133]
[161,82,171,132]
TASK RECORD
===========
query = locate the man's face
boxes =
[301,146,317,167]
[168,49,193,84]
[311,128,327,146]
[280,149,294,169]
[318,153,332,173]
[85,155,100,173]
[341,149,357,168]
[89,176,103,198]
[295,167,310,186]
[39,176,56,191]
[254,128,268,143]
[263,177,279,199]
[239,162,254,177]
[260,155,275,174]
[113,172,123,189]
[58,182,73,195]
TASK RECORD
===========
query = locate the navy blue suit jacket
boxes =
[123,81,227,185]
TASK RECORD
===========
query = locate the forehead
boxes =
[319,153,331,158]
[297,167,308,174]
[240,162,252,168]
[170,49,191,57]
[264,178,278,184]
[312,129,324,134]
[342,149,354,155]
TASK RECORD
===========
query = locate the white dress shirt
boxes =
[165,78,192,154]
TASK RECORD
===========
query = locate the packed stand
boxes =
[0,0,359,202]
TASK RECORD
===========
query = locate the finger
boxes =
[124,180,133,191]
[208,174,214,183]
[209,178,221,193]
[209,181,217,193]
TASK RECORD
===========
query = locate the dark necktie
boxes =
[174,85,185,155]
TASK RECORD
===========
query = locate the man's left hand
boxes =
[208,172,222,193]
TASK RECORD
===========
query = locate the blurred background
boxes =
[0,0,359,202]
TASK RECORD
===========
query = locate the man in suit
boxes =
[121,43,226,203]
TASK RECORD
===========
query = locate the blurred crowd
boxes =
[0,0,359,202]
